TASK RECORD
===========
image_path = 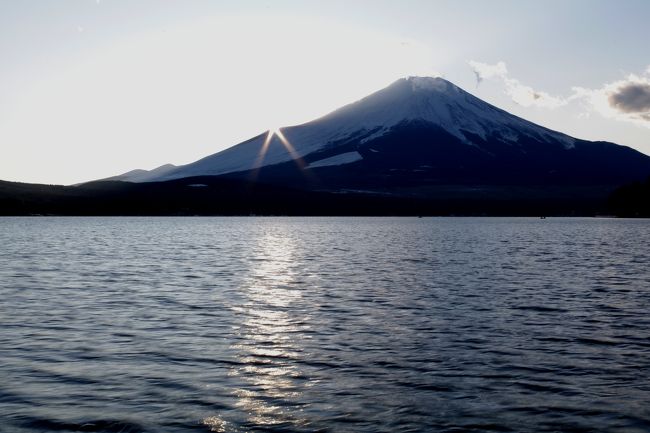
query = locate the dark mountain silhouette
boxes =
[4,76,650,216]
[608,176,650,217]
[115,76,650,193]
[0,178,615,216]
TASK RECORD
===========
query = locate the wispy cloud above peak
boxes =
[468,60,507,84]
[468,60,568,109]
[469,60,650,128]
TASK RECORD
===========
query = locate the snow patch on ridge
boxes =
[359,128,390,144]
[307,152,363,168]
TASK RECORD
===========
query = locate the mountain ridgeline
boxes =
[119,76,650,189]
[4,77,650,215]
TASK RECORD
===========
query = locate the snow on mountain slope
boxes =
[127,76,579,183]
[307,151,363,169]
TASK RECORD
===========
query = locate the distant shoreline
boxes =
[2,177,648,218]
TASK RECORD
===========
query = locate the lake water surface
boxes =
[1,217,650,432]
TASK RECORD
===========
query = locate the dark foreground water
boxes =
[1,217,650,433]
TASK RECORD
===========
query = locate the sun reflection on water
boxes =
[202,415,228,432]
[226,228,311,428]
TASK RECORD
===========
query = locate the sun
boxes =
[249,126,308,182]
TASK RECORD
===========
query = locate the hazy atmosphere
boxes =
[2,0,649,185]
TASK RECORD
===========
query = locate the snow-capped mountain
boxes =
[113,76,650,190]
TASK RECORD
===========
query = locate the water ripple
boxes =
[1,217,650,432]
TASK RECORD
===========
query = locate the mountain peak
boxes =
[119,76,585,182]
[380,76,460,98]
[344,75,570,147]
[404,75,454,91]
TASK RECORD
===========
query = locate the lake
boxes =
[1,217,649,432]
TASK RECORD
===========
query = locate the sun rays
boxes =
[249,128,308,181]
[274,129,304,165]
[251,130,275,173]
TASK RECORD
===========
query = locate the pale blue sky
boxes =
[2,0,649,184]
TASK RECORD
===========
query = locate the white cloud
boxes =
[504,81,568,109]
[468,60,568,109]
[573,69,650,127]
[468,60,507,83]
[469,61,650,127]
